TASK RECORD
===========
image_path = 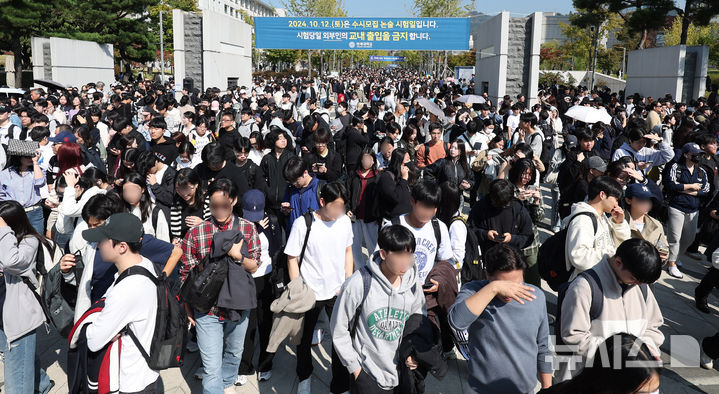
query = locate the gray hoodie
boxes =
[330,252,425,390]
[0,227,46,343]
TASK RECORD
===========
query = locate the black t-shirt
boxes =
[195,161,250,214]
[150,139,179,165]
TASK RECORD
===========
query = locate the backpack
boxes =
[554,269,648,353]
[530,130,552,172]
[390,216,441,251]
[537,211,597,291]
[179,233,232,313]
[360,175,383,223]
[21,240,78,336]
[269,211,314,298]
[450,216,484,285]
[116,265,188,370]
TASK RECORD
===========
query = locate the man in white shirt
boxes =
[0,104,20,146]
[82,213,159,393]
[285,181,353,394]
[506,104,522,136]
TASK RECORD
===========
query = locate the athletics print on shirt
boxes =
[367,307,411,341]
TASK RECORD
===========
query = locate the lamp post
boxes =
[159,9,165,83]
[617,46,626,80]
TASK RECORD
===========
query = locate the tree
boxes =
[663,15,719,67]
[671,0,719,45]
[0,0,64,87]
[410,0,475,17]
[572,0,674,49]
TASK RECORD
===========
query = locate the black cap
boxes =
[82,213,144,243]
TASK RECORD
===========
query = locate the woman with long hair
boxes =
[57,142,84,177]
[170,168,210,244]
[346,147,380,266]
[0,201,54,393]
[507,158,543,287]
[74,125,105,171]
[121,172,170,242]
[377,148,414,220]
[397,124,419,163]
[425,139,473,192]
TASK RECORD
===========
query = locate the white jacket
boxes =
[564,202,630,280]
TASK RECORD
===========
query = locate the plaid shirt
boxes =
[180,215,261,318]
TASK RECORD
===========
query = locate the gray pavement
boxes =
[4,188,719,393]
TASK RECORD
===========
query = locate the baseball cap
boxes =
[625,183,653,200]
[242,189,266,223]
[49,131,77,144]
[0,104,10,113]
[681,142,703,155]
[585,156,607,172]
[564,134,578,149]
[82,213,144,244]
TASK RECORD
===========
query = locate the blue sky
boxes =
[264,0,576,17]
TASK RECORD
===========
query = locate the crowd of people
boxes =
[0,67,718,394]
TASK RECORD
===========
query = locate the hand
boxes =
[643,133,660,141]
[281,202,292,214]
[172,238,182,247]
[32,149,42,164]
[401,164,410,180]
[623,167,643,181]
[406,356,418,370]
[60,254,76,273]
[318,163,327,173]
[423,279,439,294]
[64,169,80,188]
[658,249,668,262]
[711,210,719,220]
[487,230,499,242]
[577,152,585,162]
[489,280,537,304]
[185,216,204,227]
[146,173,157,185]
[185,304,196,327]
[301,146,309,154]
[611,206,625,224]
[258,217,270,229]
[637,161,651,170]
[460,180,471,190]
[502,232,512,243]
[44,199,58,209]
[347,211,355,220]
[353,368,361,380]
[228,239,245,261]
[691,183,703,191]
[77,115,87,124]
[109,148,121,156]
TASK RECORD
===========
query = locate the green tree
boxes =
[572,0,674,49]
[670,0,719,45]
[0,0,64,87]
[663,15,719,67]
[410,0,475,17]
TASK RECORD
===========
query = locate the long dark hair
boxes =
[121,172,152,223]
[174,168,205,211]
[387,148,409,182]
[449,139,470,176]
[0,201,51,251]
[508,158,536,187]
[550,333,661,394]
[437,181,461,225]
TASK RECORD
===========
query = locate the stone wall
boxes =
[31,37,114,88]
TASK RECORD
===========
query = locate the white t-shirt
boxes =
[85,257,158,392]
[284,212,353,301]
[382,214,453,284]
[254,230,273,278]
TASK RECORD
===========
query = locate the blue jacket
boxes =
[663,161,710,213]
[284,176,322,232]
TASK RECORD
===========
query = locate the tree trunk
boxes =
[307,50,311,78]
[637,29,648,50]
[12,38,23,88]
[680,0,691,45]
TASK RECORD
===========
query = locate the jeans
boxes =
[195,310,250,393]
[351,220,379,269]
[0,329,52,394]
[26,207,44,235]
[550,186,561,229]
[297,297,349,393]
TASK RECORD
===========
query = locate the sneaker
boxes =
[701,349,714,370]
[551,225,561,233]
[258,371,272,381]
[194,367,204,380]
[297,377,312,394]
[667,265,684,278]
[186,339,199,353]
[234,375,248,386]
[312,328,324,346]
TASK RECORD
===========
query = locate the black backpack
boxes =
[269,211,314,298]
[116,265,188,370]
[537,211,597,291]
[180,233,232,313]
[450,216,484,285]
[361,175,383,223]
[554,268,648,353]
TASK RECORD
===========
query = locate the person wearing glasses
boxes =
[216,109,242,154]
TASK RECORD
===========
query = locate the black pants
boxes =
[239,274,275,374]
[697,267,719,299]
[351,370,393,394]
[297,297,349,393]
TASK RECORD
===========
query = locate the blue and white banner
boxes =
[369,55,405,61]
[254,17,470,51]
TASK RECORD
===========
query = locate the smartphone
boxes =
[422,283,434,290]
